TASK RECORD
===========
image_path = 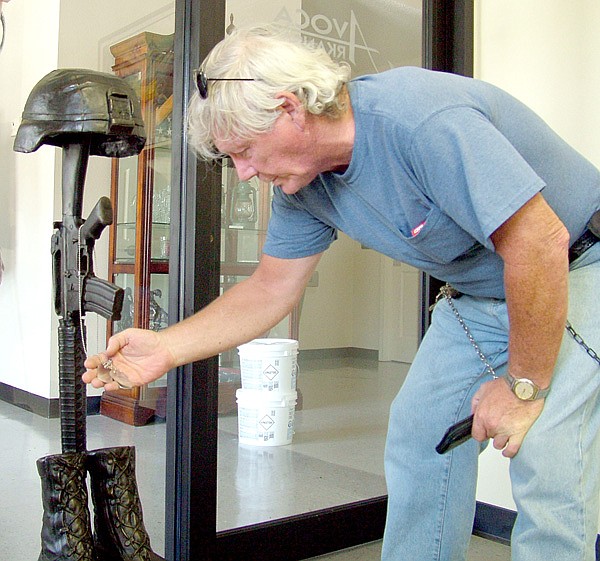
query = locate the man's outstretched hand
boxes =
[83,328,175,392]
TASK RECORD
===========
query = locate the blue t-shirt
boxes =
[263,67,600,298]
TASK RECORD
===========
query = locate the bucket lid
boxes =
[237,338,298,355]
[236,388,297,406]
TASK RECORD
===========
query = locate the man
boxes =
[84,26,600,560]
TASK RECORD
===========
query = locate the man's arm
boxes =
[491,193,570,387]
[471,193,570,457]
[164,251,322,366]
[84,252,322,390]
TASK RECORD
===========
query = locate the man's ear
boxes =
[275,92,305,130]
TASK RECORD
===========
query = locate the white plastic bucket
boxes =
[236,389,297,446]
[237,338,298,393]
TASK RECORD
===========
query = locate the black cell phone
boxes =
[435,414,474,454]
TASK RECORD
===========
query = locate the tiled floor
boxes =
[0,356,510,560]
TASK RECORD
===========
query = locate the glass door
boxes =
[215,0,423,535]
[165,1,473,559]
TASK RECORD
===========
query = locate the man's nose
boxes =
[231,157,257,181]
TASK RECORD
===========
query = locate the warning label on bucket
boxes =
[259,415,275,430]
[263,364,279,380]
[236,390,297,446]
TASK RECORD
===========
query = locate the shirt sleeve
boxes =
[262,186,338,259]
[409,106,546,250]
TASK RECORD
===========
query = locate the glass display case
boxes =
[103,31,174,425]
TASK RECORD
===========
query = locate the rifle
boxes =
[51,140,125,453]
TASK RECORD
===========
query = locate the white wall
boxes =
[475,1,600,167]
[0,0,60,398]
[298,233,382,352]
[0,1,176,399]
[474,1,600,530]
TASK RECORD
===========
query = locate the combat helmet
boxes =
[14,68,146,157]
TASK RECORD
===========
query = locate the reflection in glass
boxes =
[113,273,134,333]
[151,148,172,260]
[115,156,138,263]
[149,289,169,331]
[150,273,169,332]
[229,180,257,226]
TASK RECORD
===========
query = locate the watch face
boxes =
[514,379,536,400]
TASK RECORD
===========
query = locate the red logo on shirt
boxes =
[411,221,426,237]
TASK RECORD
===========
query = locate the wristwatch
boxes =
[503,373,550,400]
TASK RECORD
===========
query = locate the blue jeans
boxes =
[382,243,600,561]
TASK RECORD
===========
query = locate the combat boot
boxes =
[37,452,96,561]
[86,446,153,561]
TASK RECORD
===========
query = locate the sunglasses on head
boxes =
[193,69,255,99]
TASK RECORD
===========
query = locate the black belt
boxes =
[569,209,600,264]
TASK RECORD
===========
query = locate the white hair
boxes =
[187,25,351,160]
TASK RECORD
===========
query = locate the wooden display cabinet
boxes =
[103,31,174,426]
